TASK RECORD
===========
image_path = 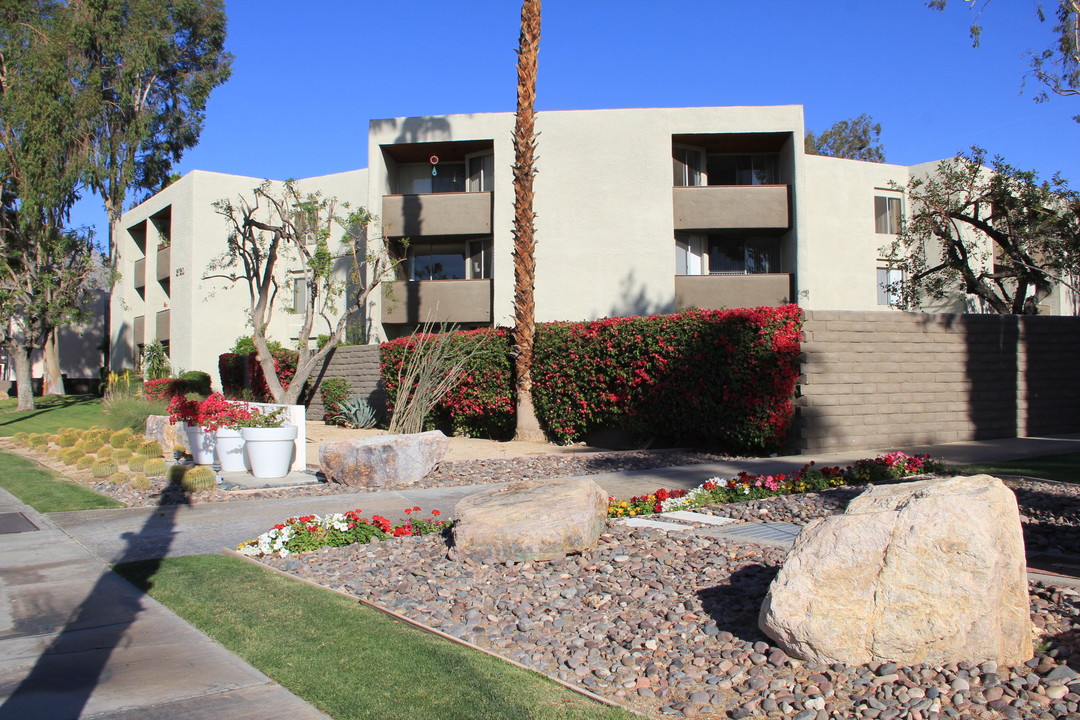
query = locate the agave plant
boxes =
[331,395,378,429]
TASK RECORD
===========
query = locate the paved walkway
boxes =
[2,432,1078,718]
[0,489,330,719]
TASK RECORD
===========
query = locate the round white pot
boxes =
[215,427,246,472]
[241,425,298,479]
[183,424,216,465]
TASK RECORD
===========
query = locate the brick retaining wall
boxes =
[305,345,386,422]
[795,311,1080,453]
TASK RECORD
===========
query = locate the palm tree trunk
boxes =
[511,0,545,442]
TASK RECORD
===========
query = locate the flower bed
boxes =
[607,451,943,518]
[236,507,448,558]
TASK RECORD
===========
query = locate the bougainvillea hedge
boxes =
[381,306,802,452]
[218,350,301,402]
[382,329,515,439]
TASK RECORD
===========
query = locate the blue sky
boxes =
[70,0,1080,243]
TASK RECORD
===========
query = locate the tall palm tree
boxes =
[511,0,545,441]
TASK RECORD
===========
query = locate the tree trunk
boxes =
[8,344,35,411]
[511,0,546,443]
[42,329,65,395]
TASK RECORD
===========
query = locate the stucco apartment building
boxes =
[109,104,1075,380]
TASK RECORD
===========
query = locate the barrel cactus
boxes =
[143,458,167,476]
[77,456,96,470]
[182,466,218,493]
[137,440,163,458]
[127,454,147,472]
[91,460,118,478]
[108,472,130,485]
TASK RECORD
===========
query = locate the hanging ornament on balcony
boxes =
[430,155,439,177]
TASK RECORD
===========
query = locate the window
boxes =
[877,263,905,306]
[673,146,704,187]
[708,154,780,185]
[875,196,902,234]
[675,234,782,275]
[396,237,492,281]
[292,276,307,313]
[468,152,494,192]
[397,163,467,194]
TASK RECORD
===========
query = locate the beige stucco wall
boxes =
[113,168,368,387]
[367,106,805,338]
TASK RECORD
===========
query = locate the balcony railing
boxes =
[382,192,492,237]
[155,309,170,342]
[133,315,145,346]
[156,246,171,282]
[674,274,792,311]
[382,279,492,325]
[133,258,146,291]
[673,185,790,231]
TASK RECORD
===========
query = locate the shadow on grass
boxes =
[0,395,99,428]
[0,475,190,719]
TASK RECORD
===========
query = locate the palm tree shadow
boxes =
[0,475,191,719]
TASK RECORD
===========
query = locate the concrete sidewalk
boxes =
[0,489,330,720]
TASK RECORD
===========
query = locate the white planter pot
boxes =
[241,425,298,479]
[215,427,246,472]
[184,424,216,465]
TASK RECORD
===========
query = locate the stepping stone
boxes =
[618,518,693,532]
[663,511,738,526]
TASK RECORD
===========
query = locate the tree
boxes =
[929,1,1079,120]
[73,0,232,255]
[207,180,395,406]
[510,0,546,442]
[880,147,1080,315]
[804,114,886,162]
[0,0,101,410]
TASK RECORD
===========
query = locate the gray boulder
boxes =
[759,474,1032,667]
[452,477,607,563]
[144,415,187,456]
[319,431,448,489]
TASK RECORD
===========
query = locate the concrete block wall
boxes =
[304,345,386,423]
[795,311,1080,453]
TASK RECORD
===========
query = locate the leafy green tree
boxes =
[73,0,233,254]
[0,0,100,410]
[805,114,886,162]
[207,181,396,405]
[880,147,1080,314]
[929,1,1079,119]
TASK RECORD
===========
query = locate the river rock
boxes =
[144,415,187,456]
[759,474,1032,667]
[451,477,607,562]
[319,431,448,488]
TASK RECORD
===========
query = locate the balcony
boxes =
[383,280,492,325]
[133,315,145,346]
[155,309,170,342]
[133,258,146,292]
[382,192,492,238]
[156,246,171,282]
[675,274,792,311]
[673,185,790,231]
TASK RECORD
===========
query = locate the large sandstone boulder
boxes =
[144,415,187,456]
[759,474,1031,667]
[452,478,607,563]
[319,431,448,489]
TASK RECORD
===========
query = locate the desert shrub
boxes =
[102,396,169,432]
[320,378,350,424]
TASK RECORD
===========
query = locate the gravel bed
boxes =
[6,444,732,507]
[258,479,1080,720]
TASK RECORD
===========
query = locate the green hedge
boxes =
[381,306,802,452]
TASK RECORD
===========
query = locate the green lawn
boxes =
[957,453,1080,485]
[0,450,123,511]
[0,395,104,436]
[114,555,638,720]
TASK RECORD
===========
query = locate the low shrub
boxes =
[102,396,169,432]
[320,378,350,424]
[607,452,945,518]
[179,371,212,396]
[237,507,448,558]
